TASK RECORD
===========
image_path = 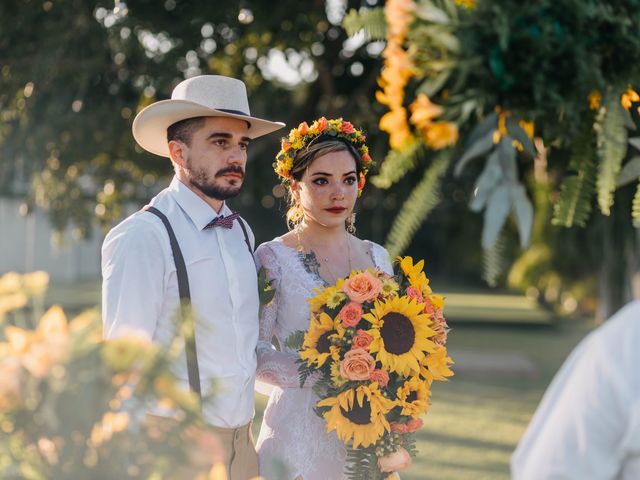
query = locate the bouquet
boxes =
[291,257,454,479]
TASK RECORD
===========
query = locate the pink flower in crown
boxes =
[342,271,383,303]
[406,286,424,304]
[341,121,356,134]
[298,121,309,136]
[339,302,364,328]
[316,117,328,132]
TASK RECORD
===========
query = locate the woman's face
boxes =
[292,149,359,229]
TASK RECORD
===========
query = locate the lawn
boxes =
[46,280,596,479]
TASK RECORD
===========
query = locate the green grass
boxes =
[46,280,596,479]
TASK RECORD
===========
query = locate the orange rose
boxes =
[406,286,424,304]
[342,271,383,303]
[358,173,366,190]
[341,121,355,134]
[339,348,375,381]
[362,152,372,163]
[390,422,409,433]
[316,117,328,132]
[282,141,291,152]
[378,447,412,473]
[339,302,364,328]
[298,121,309,136]
[352,329,373,350]
[369,368,389,387]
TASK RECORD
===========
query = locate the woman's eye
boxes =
[345,177,357,185]
[312,178,328,185]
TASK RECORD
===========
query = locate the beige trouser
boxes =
[210,422,259,480]
[145,415,258,480]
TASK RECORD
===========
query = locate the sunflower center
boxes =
[407,391,418,403]
[317,330,336,354]
[340,397,372,425]
[380,312,415,355]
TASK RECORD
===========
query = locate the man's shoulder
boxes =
[103,208,170,255]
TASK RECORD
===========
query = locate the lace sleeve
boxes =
[255,244,313,389]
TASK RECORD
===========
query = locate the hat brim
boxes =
[132,99,286,158]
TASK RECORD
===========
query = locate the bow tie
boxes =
[204,212,241,230]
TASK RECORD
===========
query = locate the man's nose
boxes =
[226,145,246,164]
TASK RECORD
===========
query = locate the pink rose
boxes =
[378,447,412,473]
[339,348,375,381]
[341,121,355,134]
[406,418,423,433]
[406,286,424,304]
[390,422,409,434]
[339,302,364,328]
[342,271,383,303]
[298,121,309,136]
[369,368,389,387]
[316,117,328,132]
[351,329,373,350]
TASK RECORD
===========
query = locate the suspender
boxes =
[142,205,254,402]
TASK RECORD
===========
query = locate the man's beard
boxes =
[187,164,245,201]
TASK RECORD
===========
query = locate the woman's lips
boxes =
[326,207,346,214]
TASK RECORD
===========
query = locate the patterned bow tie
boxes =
[204,212,241,230]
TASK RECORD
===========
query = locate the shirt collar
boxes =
[169,176,231,230]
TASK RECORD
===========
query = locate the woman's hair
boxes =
[286,137,363,228]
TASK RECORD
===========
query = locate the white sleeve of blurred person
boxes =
[101,215,167,340]
[511,300,640,480]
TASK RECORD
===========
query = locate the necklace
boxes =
[295,225,353,284]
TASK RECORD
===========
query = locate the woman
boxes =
[254,118,394,479]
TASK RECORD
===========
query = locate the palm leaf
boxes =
[632,180,640,228]
[385,153,450,257]
[342,7,386,40]
[617,156,640,187]
[371,141,422,189]
[596,90,628,215]
[552,138,596,227]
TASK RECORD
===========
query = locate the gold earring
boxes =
[346,212,356,235]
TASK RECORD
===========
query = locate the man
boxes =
[101,75,284,479]
[511,300,640,479]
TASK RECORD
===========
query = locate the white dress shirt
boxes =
[102,176,259,428]
[511,300,640,480]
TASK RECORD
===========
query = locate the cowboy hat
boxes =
[132,75,285,157]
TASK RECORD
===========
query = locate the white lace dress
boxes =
[254,237,393,480]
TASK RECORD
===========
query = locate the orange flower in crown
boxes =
[273,117,375,192]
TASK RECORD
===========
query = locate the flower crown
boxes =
[273,117,374,191]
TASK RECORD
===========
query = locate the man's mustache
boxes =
[215,166,245,178]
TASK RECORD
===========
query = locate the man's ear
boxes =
[168,140,187,168]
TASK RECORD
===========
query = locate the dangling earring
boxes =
[346,212,356,235]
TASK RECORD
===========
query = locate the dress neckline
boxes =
[269,237,379,287]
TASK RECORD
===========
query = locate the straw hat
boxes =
[132,75,285,157]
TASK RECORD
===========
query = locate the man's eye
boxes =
[214,139,227,147]
[240,143,249,150]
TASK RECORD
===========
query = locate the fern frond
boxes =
[482,230,507,287]
[552,139,596,227]
[385,153,450,258]
[596,90,628,216]
[284,330,305,350]
[632,181,640,228]
[371,141,423,189]
[342,8,386,40]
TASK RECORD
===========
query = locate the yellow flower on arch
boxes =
[364,296,436,377]
[299,312,342,368]
[396,376,431,417]
[317,383,395,448]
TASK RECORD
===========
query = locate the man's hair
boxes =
[167,116,206,145]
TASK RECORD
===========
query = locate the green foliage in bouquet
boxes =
[0,272,220,480]
[346,0,640,263]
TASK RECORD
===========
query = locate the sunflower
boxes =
[299,312,342,368]
[317,383,395,448]
[364,296,436,376]
[398,256,432,296]
[419,346,454,383]
[396,376,431,417]
[330,361,348,388]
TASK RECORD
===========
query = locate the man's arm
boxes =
[101,218,167,339]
